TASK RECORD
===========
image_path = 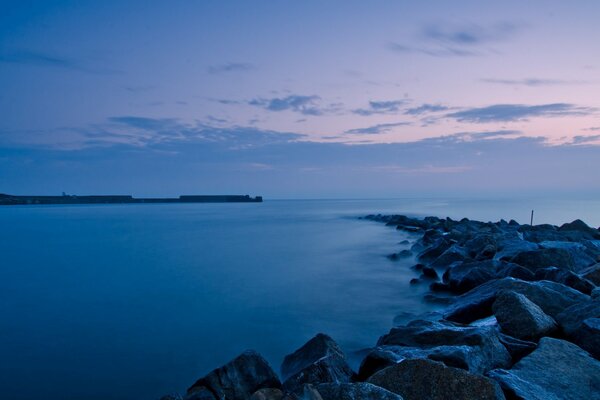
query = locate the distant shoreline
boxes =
[0,193,263,205]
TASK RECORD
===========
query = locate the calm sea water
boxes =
[1,198,599,400]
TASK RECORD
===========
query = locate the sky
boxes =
[1,0,599,198]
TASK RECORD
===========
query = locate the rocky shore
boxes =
[160,215,600,400]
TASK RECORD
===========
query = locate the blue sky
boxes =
[1,0,599,197]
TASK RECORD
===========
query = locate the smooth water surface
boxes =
[1,198,599,400]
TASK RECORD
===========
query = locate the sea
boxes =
[1,197,599,400]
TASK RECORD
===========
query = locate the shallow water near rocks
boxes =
[1,197,599,400]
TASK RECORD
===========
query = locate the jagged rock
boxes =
[538,241,598,271]
[250,388,284,400]
[509,248,580,272]
[593,287,600,298]
[421,266,438,279]
[367,359,505,400]
[488,337,600,400]
[497,333,537,363]
[187,351,280,400]
[443,278,588,323]
[430,244,469,268]
[492,291,557,341]
[534,267,595,294]
[316,383,403,400]
[368,319,510,375]
[417,238,453,263]
[494,239,539,261]
[555,297,600,335]
[281,334,354,393]
[559,219,600,240]
[570,318,600,361]
[443,260,534,294]
[462,234,497,258]
[581,263,600,285]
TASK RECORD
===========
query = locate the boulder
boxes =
[488,337,600,400]
[430,244,470,268]
[443,278,588,323]
[555,297,600,335]
[421,266,438,279]
[509,248,579,272]
[534,267,595,294]
[571,317,600,360]
[593,287,600,299]
[187,351,280,400]
[492,291,557,341]
[371,319,510,375]
[367,359,505,400]
[494,239,538,261]
[417,238,453,263]
[443,260,534,294]
[316,383,403,400]
[250,388,284,400]
[497,333,537,362]
[558,219,600,239]
[538,241,597,271]
[281,334,354,393]
[581,263,600,286]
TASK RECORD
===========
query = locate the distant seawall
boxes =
[0,194,263,205]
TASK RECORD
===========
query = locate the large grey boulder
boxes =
[316,383,403,400]
[280,334,354,393]
[360,319,510,377]
[492,291,557,341]
[555,297,600,335]
[367,359,505,400]
[443,278,588,323]
[443,260,534,294]
[534,266,595,294]
[488,337,600,400]
[187,351,281,400]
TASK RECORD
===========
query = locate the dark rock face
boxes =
[316,383,403,400]
[558,219,600,240]
[509,248,579,272]
[534,266,595,294]
[280,334,354,393]
[571,318,600,360]
[443,278,588,323]
[492,291,557,341]
[187,351,280,400]
[555,298,600,335]
[497,333,537,363]
[443,260,534,294]
[488,337,600,400]
[582,263,600,286]
[366,319,510,376]
[367,359,505,400]
[421,266,439,279]
[250,388,284,400]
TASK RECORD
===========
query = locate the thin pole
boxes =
[530,209,534,225]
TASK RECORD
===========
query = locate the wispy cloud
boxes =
[481,78,588,86]
[0,49,120,74]
[389,21,521,58]
[368,164,472,174]
[345,122,411,135]
[207,62,255,74]
[405,103,450,115]
[353,100,408,116]
[446,103,594,123]
[569,135,600,145]
[249,95,330,116]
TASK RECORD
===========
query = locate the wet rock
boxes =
[367,359,505,400]
[417,238,453,263]
[316,383,403,400]
[509,248,580,272]
[443,260,534,294]
[571,317,600,360]
[497,333,537,363]
[373,319,510,375]
[281,334,354,393]
[555,297,600,335]
[250,388,284,400]
[443,278,588,323]
[430,245,469,268]
[494,239,539,261]
[534,267,595,294]
[492,291,557,341]
[421,266,438,279]
[187,350,280,400]
[581,263,600,286]
[488,337,600,400]
[539,241,598,271]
